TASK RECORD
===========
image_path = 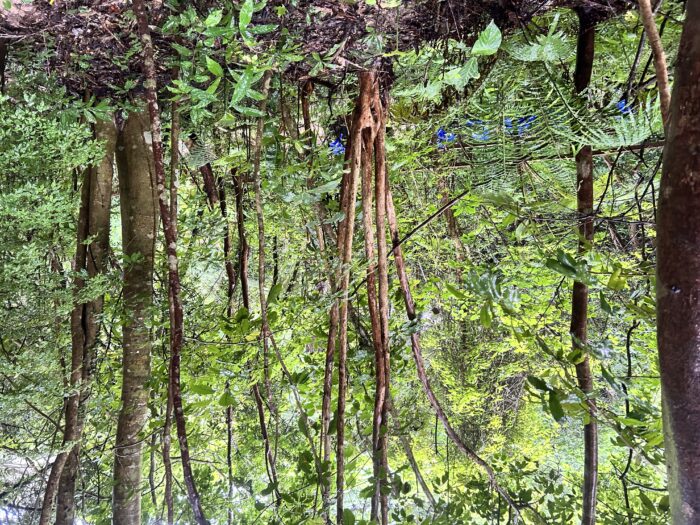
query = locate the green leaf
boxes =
[359,485,375,499]
[310,179,341,195]
[608,267,627,291]
[231,69,254,106]
[297,415,309,436]
[443,58,479,91]
[599,291,613,315]
[218,390,236,407]
[267,283,282,305]
[545,259,577,279]
[204,9,223,27]
[479,303,492,328]
[342,509,356,524]
[205,56,224,77]
[527,375,550,392]
[171,43,192,57]
[217,112,237,128]
[239,0,254,34]
[445,283,466,301]
[472,20,502,56]
[234,105,264,118]
[639,491,655,512]
[260,481,277,496]
[548,391,565,421]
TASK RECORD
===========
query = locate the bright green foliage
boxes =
[0,3,680,524]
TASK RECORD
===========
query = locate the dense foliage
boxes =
[0,1,686,524]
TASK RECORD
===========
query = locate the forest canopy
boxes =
[0,0,697,524]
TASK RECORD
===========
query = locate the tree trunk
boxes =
[373,90,391,525]
[132,1,208,522]
[572,10,598,525]
[334,71,374,524]
[113,109,157,525]
[39,116,116,525]
[162,87,180,525]
[360,120,385,523]
[55,117,117,525]
[656,2,700,522]
[638,0,671,127]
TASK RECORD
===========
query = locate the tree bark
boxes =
[39,116,116,525]
[132,1,209,523]
[656,1,700,522]
[200,161,219,209]
[334,71,375,524]
[373,91,391,525]
[572,11,598,525]
[638,0,671,128]
[360,119,386,523]
[113,109,157,525]
[162,90,180,525]
[250,70,283,506]
[55,117,117,525]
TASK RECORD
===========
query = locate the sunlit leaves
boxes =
[205,56,224,77]
[471,20,502,56]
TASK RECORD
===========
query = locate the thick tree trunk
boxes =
[113,109,157,525]
[656,2,700,522]
[132,2,208,522]
[39,117,116,525]
[55,117,117,525]
[572,11,598,525]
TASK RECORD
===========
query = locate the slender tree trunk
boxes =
[250,70,283,506]
[200,161,220,209]
[437,175,466,278]
[334,71,375,524]
[217,171,236,524]
[132,2,209,523]
[233,170,250,310]
[113,109,157,525]
[233,157,279,503]
[40,117,116,525]
[0,41,8,94]
[218,176,236,318]
[638,0,671,128]
[225,382,234,525]
[656,2,700,522]
[39,175,89,525]
[572,11,598,525]
[360,119,386,524]
[162,89,180,525]
[373,89,391,525]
